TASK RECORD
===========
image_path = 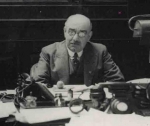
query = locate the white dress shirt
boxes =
[67,48,83,61]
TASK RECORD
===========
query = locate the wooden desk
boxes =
[1,117,70,126]
[48,85,91,101]
[0,85,91,126]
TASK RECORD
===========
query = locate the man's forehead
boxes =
[66,20,91,31]
[67,23,89,31]
[66,15,91,31]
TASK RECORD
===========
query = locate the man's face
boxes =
[64,20,92,52]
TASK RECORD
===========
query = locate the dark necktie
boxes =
[73,53,79,72]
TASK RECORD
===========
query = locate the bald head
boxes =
[64,14,93,52]
[65,14,92,32]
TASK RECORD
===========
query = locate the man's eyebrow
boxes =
[80,30,87,33]
[69,28,75,31]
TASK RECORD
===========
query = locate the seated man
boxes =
[31,14,124,87]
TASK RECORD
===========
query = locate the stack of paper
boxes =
[0,101,17,118]
[67,108,150,126]
[127,78,150,83]
[49,85,91,101]
[14,107,88,124]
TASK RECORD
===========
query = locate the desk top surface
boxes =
[0,85,90,99]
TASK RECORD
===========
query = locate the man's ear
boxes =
[88,31,93,41]
[63,27,67,38]
[64,27,67,33]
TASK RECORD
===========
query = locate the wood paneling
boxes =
[1,0,150,89]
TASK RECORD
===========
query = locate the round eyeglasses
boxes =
[68,29,87,38]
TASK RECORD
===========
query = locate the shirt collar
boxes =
[67,47,83,59]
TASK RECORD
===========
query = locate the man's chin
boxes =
[68,45,82,52]
[69,47,76,52]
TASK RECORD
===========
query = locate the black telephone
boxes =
[17,73,55,106]
[96,82,150,116]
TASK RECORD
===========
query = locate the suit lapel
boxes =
[54,41,69,84]
[84,43,98,86]
[54,41,98,86]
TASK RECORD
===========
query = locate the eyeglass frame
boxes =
[67,28,89,38]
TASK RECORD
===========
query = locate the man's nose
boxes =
[72,33,79,41]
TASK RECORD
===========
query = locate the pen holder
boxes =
[67,89,73,101]
[54,93,66,107]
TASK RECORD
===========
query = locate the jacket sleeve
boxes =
[31,47,51,87]
[102,46,125,82]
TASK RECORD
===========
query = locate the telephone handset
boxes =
[35,82,55,101]
[19,73,54,102]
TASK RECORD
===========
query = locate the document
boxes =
[68,108,150,126]
[49,85,91,101]
[0,101,17,118]
[127,78,150,83]
[14,107,88,124]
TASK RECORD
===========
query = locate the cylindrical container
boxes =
[55,93,65,107]
[67,89,73,101]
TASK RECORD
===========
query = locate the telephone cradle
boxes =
[92,82,150,116]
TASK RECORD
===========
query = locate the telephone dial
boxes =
[93,82,150,116]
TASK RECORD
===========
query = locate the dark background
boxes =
[0,0,150,89]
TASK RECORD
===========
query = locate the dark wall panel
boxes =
[128,0,150,17]
[1,0,150,89]
[0,20,131,41]
[0,5,127,19]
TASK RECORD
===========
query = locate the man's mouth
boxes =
[70,43,79,47]
[70,42,80,45]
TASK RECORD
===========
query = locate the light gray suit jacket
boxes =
[31,41,124,87]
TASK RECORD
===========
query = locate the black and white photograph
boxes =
[1,0,150,126]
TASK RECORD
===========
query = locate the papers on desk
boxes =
[0,101,17,118]
[14,107,88,124]
[52,85,90,92]
[0,90,16,95]
[67,108,150,126]
[52,85,74,92]
[49,85,91,101]
[0,90,17,118]
[127,78,150,83]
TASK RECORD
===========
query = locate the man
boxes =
[31,14,124,87]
